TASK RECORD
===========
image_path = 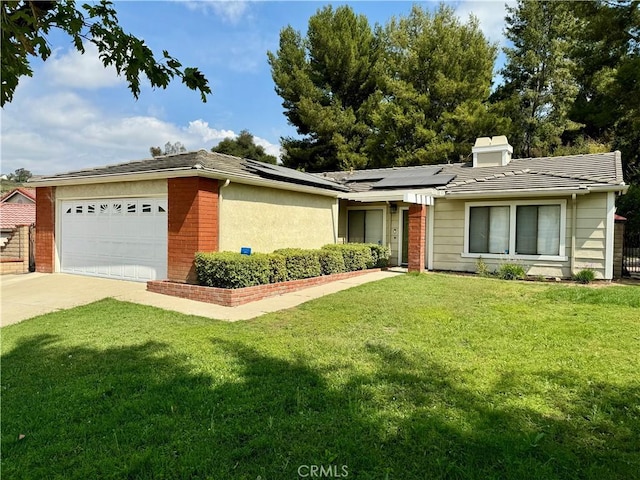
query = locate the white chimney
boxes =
[472,136,513,167]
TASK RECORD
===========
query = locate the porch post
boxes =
[407,204,426,272]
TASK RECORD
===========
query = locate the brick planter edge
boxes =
[147,268,382,307]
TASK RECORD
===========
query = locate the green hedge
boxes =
[318,249,346,275]
[195,243,387,289]
[366,243,391,268]
[322,244,372,272]
[195,252,269,289]
[273,248,322,281]
[268,254,287,284]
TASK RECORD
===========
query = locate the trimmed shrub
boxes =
[195,252,270,288]
[573,268,596,284]
[496,263,526,281]
[366,243,391,268]
[273,248,322,281]
[268,254,287,284]
[322,244,372,272]
[318,249,346,275]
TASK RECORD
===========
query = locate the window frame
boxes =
[346,206,387,246]
[463,199,567,261]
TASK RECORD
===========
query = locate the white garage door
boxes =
[61,197,167,281]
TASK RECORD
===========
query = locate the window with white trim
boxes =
[465,200,566,259]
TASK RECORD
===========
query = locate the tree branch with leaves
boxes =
[1,0,211,107]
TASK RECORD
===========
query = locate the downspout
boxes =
[571,193,577,275]
[218,179,231,250]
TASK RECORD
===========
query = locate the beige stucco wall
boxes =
[218,183,338,253]
[431,192,612,279]
[55,180,167,200]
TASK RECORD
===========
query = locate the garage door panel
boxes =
[61,198,167,282]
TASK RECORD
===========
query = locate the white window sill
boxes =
[461,253,568,262]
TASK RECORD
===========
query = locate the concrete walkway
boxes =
[1,270,403,327]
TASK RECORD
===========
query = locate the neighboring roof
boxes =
[29,150,348,193]
[0,203,35,229]
[319,151,625,196]
[0,187,36,203]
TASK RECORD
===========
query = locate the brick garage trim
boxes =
[167,177,219,284]
[147,269,381,307]
[35,186,55,273]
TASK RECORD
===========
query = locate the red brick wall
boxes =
[167,177,219,283]
[407,204,426,272]
[35,186,55,273]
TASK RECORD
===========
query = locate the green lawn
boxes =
[2,274,639,479]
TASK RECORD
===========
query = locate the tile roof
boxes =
[32,150,348,192]
[319,151,624,195]
[0,187,36,203]
[438,152,623,194]
[0,203,35,229]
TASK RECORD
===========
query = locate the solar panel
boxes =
[345,166,442,182]
[245,160,347,190]
[371,174,456,189]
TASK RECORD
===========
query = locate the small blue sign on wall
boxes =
[240,247,252,256]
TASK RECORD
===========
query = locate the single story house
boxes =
[30,137,628,282]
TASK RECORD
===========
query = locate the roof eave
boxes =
[28,167,343,197]
[339,188,443,202]
[442,186,594,199]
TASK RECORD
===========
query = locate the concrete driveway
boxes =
[1,270,403,326]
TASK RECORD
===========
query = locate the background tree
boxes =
[368,5,503,167]
[149,146,162,157]
[148,142,187,157]
[1,0,211,106]
[569,0,640,182]
[7,168,33,183]
[493,0,582,158]
[268,5,380,171]
[211,130,277,164]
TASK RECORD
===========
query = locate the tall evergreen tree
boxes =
[494,0,581,158]
[570,0,640,181]
[268,5,379,172]
[368,5,502,167]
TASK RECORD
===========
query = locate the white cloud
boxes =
[253,136,282,159]
[454,1,515,45]
[186,119,235,143]
[181,0,250,24]
[45,42,124,89]
[0,90,281,174]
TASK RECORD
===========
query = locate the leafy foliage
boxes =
[322,244,373,272]
[272,248,322,281]
[573,268,596,284]
[1,0,211,106]
[268,5,379,171]
[496,263,526,281]
[4,168,33,183]
[211,130,277,164]
[149,142,187,157]
[195,252,270,289]
[318,249,346,276]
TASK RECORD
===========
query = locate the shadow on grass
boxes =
[2,334,638,479]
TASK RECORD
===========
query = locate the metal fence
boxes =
[29,224,35,272]
[623,231,640,276]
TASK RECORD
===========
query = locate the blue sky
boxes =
[1,1,512,175]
